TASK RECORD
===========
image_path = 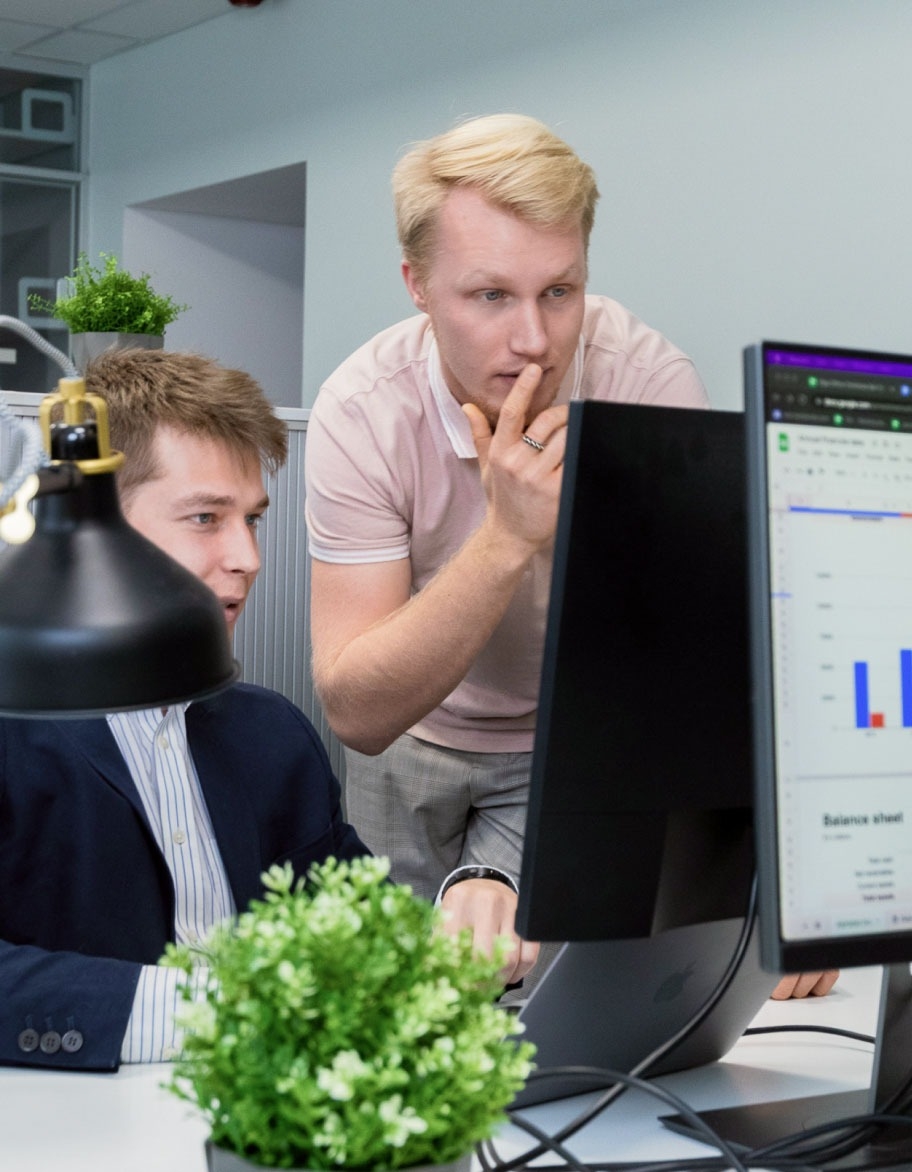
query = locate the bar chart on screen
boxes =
[767,429,912,939]
[767,425,912,779]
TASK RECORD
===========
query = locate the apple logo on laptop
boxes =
[653,962,695,1003]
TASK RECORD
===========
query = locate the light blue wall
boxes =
[87,0,912,410]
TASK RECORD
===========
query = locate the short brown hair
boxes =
[393,113,600,282]
[84,348,288,504]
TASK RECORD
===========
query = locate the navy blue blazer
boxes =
[0,683,368,1072]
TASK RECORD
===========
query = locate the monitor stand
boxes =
[662,963,912,1169]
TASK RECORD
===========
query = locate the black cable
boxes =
[743,1024,875,1045]
[747,1110,912,1168]
[486,1065,753,1172]
[490,1108,594,1172]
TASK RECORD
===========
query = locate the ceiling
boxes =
[0,0,254,68]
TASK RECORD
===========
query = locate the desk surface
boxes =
[0,967,882,1172]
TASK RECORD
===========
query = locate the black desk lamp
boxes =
[0,317,238,717]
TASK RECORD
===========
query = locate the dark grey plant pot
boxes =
[69,331,164,373]
[205,1139,473,1172]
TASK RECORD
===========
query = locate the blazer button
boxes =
[62,1029,84,1053]
[17,1028,39,1053]
[39,1030,62,1054]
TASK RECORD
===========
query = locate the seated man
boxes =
[0,348,536,1072]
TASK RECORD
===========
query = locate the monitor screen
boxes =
[517,399,754,943]
[746,340,912,974]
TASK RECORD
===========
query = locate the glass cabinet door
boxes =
[0,67,81,394]
[0,177,76,393]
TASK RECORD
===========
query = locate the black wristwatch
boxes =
[439,865,517,899]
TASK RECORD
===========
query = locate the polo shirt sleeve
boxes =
[304,383,411,565]
[637,355,709,408]
[581,297,710,410]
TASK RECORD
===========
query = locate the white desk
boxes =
[0,967,882,1172]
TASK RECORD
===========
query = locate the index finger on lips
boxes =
[494,364,543,444]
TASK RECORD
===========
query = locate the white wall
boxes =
[87,0,912,410]
[122,207,304,407]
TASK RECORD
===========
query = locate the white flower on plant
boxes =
[308,892,364,937]
[316,1049,370,1101]
[378,1094,428,1147]
[397,979,461,1041]
[313,1109,348,1163]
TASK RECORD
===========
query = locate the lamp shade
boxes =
[0,469,238,717]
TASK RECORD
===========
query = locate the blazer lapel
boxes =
[52,718,152,828]
[185,702,263,911]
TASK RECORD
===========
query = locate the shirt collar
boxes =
[427,340,477,458]
[107,701,191,735]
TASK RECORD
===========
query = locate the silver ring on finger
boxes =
[522,434,545,453]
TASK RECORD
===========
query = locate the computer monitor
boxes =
[513,399,777,1108]
[662,343,912,1162]
[746,340,912,973]
[734,340,912,1160]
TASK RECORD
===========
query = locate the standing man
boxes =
[0,348,534,1073]
[304,113,707,903]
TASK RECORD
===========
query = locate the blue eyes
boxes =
[190,514,262,529]
[480,287,570,303]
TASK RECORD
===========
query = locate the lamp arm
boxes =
[0,314,78,510]
[0,315,78,380]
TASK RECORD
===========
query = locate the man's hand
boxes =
[463,364,569,557]
[770,970,840,1000]
[439,878,539,987]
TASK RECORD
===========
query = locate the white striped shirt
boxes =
[107,705,235,1063]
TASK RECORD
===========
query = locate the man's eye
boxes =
[481,290,504,303]
[246,514,263,530]
[548,286,570,299]
[192,513,215,525]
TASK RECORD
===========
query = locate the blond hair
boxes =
[393,113,599,281]
[84,348,288,504]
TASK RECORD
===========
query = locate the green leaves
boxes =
[162,857,534,1170]
[28,252,187,335]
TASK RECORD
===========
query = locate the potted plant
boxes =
[162,856,535,1172]
[28,251,188,371]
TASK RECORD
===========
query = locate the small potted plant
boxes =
[162,856,535,1172]
[28,251,188,371]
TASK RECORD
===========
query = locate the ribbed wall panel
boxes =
[0,393,344,781]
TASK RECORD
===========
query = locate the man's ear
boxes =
[401,260,428,313]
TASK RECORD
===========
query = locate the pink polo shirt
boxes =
[305,295,708,752]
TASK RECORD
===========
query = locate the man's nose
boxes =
[511,301,548,358]
[224,523,261,575]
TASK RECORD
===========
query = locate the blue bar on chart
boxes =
[854,661,869,729]
[853,653,912,729]
[902,650,912,728]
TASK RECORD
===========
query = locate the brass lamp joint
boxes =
[39,377,125,475]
